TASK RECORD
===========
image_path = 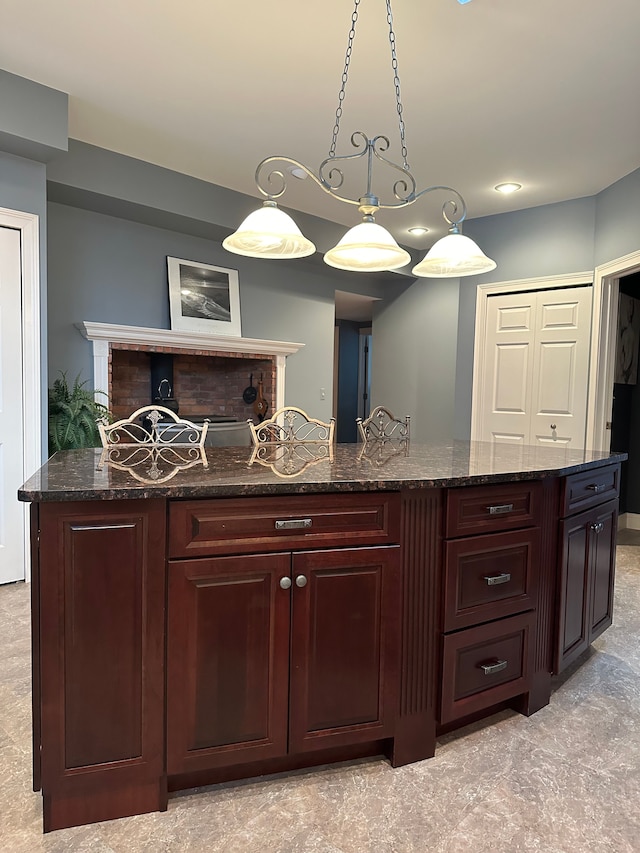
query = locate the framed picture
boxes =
[167,257,241,337]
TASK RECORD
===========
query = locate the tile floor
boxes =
[1,547,638,852]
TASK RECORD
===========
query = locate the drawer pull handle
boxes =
[279,577,292,590]
[586,483,605,493]
[487,503,514,515]
[590,521,605,534]
[480,660,508,676]
[484,572,512,586]
[275,518,312,530]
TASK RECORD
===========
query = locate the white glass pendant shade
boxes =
[323,220,411,273]
[412,232,496,278]
[222,202,316,259]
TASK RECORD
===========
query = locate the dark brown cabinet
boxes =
[440,482,542,725]
[288,547,400,754]
[27,458,622,832]
[34,499,167,832]
[167,552,291,774]
[167,494,402,778]
[556,496,618,672]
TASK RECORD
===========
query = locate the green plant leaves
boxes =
[48,371,111,454]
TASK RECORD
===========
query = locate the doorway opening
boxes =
[609,271,640,527]
[334,291,378,443]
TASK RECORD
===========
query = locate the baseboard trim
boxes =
[618,512,640,531]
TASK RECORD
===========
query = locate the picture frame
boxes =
[167,257,241,337]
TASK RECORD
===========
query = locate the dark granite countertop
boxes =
[18,441,627,502]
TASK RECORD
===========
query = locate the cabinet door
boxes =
[557,509,591,672]
[589,501,618,642]
[289,546,400,754]
[167,553,291,774]
[38,500,166,831]
[556,499,618,673]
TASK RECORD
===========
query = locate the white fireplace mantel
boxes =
[76,321,304,411]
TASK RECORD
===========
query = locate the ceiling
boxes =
[2,0,640,252]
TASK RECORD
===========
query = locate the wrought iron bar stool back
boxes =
[356,405,410,443]
[249,406,336,446]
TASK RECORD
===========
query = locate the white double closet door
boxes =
[478,286,593,448]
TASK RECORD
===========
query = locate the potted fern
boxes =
[48,372,111,454]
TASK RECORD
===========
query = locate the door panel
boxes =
[478,286,592,448]
[493,344,530,414]
[38,500,166,825]
[167,552,291,773]
[484,295,534,442]
[530,288,592,446]
[556,509,592,672]
[589,501,617,641]
[289,546,400,754]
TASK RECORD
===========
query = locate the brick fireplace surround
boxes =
[77,322,304,422]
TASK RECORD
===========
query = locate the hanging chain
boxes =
[386,0,409,171]
[329,0,360,159]
[328,0,409,171]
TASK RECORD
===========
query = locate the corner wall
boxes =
[47,202,343,420]
[371,276,460,442]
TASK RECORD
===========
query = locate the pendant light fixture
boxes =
[223,0,496,278]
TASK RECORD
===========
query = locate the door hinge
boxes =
[605,421,612,430]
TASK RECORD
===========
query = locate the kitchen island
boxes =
[19,441,625,832]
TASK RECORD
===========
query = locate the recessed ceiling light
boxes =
[495,182,522,194]
[288,166,308,180]
[408,226,429,236]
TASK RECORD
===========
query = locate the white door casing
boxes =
[0,209,41,584]
[0,228,25,581]
[472,274,593,450]
[587,250,640,451]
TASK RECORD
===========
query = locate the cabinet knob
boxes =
[590,521,605,534]
[295,575,308,588]
[550,423,557,430]
[279,577,292,590]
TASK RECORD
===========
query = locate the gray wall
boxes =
[48,202,353,420]
[594,167,640,266]
[0,69,68,162]
[371,276,460,442]
[0,150,49,455]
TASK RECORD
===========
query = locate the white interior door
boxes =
[0,227,26,583]
[530,288,592,446]
[482,293,535,445]
[478,286,592,449]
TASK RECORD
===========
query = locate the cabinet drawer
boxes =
[169,493,401,557]
[443,528,539,631]
[446,482,542,538]
[562,465,620,516]
[440,612,534,724]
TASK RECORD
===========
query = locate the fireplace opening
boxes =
[109,346,276,425]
